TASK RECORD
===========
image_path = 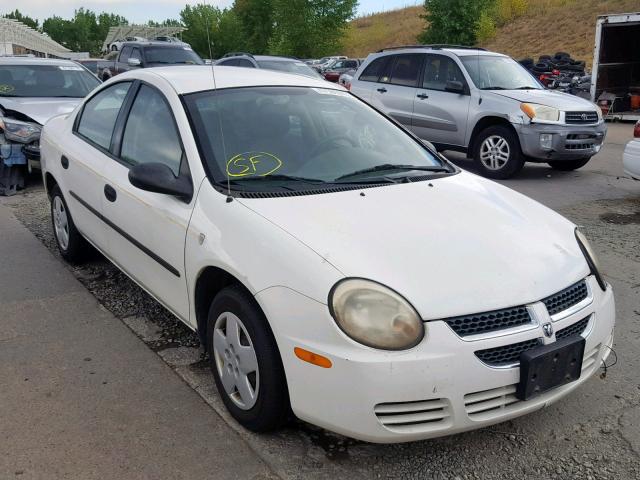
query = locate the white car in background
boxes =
[623,120,640,180]
[40,66,615,443]
[109,36,147,52]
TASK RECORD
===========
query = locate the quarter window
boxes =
[120,85,183,175]
[76,82,132,150]
[358,56,390,82]
[422,55,466,91]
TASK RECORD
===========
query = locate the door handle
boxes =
[104,184,117,203]
[377,87,387,93]
[417,93,429,100]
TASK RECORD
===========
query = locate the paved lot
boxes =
[0,122,638,479]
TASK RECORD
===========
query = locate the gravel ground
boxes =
[3,179,639,480]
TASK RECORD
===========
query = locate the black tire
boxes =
[50,185,89,263]
[539,55,552,61]
[548,158,591,171]
[207,285,289,432]
[473,125,525,179]
[555,51,570,59]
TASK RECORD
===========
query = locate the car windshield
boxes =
[0,64,100,98]
[461,55,542,90]
[144,47,203,65]
[256,60,322,79]
[184,86,450,193]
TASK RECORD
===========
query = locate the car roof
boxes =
[0,56,83,67]
[253,56,303,62]
[373,47,506,58]
[116,65,343,94]
[121,41,189,48]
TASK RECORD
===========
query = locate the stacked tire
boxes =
[519,51,586,76]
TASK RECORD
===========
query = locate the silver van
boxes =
[350,46,607,179]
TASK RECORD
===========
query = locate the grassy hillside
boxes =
[343,0,639,68]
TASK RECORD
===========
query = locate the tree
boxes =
[233,0,273,54]
[2,9,39,30]
[418,0,489,46]
[269,0,358,57]
[180,4,246,58]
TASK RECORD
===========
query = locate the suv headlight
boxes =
[0,117,42,143]
[575,228,606,291]
[329,278,424,350]
[520,103,560,123]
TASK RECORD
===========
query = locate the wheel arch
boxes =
[45,172,59,200]
[467,116,518,158]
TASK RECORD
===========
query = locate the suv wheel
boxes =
[473,125,525,179]
[548,158,591,171]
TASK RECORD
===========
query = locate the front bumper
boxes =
[257,276,615,443]
[514,121,607,161]
[623,139,640,180]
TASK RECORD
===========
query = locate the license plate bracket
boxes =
[516,335,585,401]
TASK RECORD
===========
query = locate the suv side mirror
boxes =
[129,163,193,201]
[127,57,141,67]
[445,80,465,94]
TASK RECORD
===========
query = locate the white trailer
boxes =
[591,12,640,121]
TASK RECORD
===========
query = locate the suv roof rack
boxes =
[222,52,255,59]
[377,44,487,53]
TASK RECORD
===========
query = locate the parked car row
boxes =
[108,35,190,52]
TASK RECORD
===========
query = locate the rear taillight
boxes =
[634,121,640,138]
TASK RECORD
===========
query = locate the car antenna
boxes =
[205,7,233,203]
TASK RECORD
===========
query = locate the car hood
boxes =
[0,97,81,125]
[238,172,589,319]
[490,89,597,111]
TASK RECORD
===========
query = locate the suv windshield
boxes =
[144,47,203,65]
[256,60,321,78]
[185,86,451,192]
[461,55,541,90]
[0,64,100,98]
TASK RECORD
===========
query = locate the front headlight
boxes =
[520,103,560,123]
[0,117,42,143]
[575,228,606,291]
[329,278,424,350]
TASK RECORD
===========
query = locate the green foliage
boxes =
[475,11,497,42]
[234,0,273,54]
[492,0,528,26]
[180,4,245,59]
[269,0,358,57]
[3,9,39,29]
[419,0,490,45]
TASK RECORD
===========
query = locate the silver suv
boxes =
[350,45,607,179]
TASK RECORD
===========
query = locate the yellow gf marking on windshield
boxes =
[226,152,283,177]
[0,84,15,94]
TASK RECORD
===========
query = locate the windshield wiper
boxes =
[480,86,508,90]
[514,86,539,90]
[228,174,328,184]
[336,164,450,182]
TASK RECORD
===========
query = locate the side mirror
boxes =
[445,80,465,94]
[127,57,141,67]
[129,163,193,201]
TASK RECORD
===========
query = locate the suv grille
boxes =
[444,306,531,337]
[565,111,598,124]
[542,280,588,316]
[475,338,542,367]
[556,316,590,340]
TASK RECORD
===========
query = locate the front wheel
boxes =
[473,125,525,179]
[50,185,90,263]
[207,285,290,432]
[548,158,591,171]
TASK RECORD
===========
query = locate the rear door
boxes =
[367,53,424,129]
[100,82,193,321]
[411,54,471,146]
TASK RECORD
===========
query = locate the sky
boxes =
[7,0,420,24]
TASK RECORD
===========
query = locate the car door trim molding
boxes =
[68,190,181,278]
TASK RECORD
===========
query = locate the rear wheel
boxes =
[50,185,89,263]
[548,158,591,171]
[473,125,525,179]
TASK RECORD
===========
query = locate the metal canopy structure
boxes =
[102,25,186,51]
[0,18,70,57]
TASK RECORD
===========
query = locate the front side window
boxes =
[119,46,132,63]
[381,54,423,87]
[130,48,142,62]
[422,55,466,91]
[184,87,452,193]
[460,55,542,90]
[120,85,183,175]
[0,64,100,98]
[76,82,131,149]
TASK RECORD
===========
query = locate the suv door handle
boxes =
[104,184,117,203]
[376,87,387,93]
[417,93,429,99]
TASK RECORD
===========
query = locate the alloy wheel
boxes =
[480,135,511,170]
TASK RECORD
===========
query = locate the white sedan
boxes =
[623,121,640,180]
[40,66,615,443]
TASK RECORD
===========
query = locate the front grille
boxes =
[565,111,598,124]
[475,338,542,367]
[444,306,532,337]
[542,280,588,316]
[374,398,450,433]
[566,143,594,150]
[464,385,519,419]
[556,316,590,340]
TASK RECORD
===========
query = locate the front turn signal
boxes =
[294,347,332,368]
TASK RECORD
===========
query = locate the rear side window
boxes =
[235,59,254,68]
[358,56,390,82]
[423,55,466,91]
[120,85,183,175]
[76,82,131,150]
[385,54,423,87]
